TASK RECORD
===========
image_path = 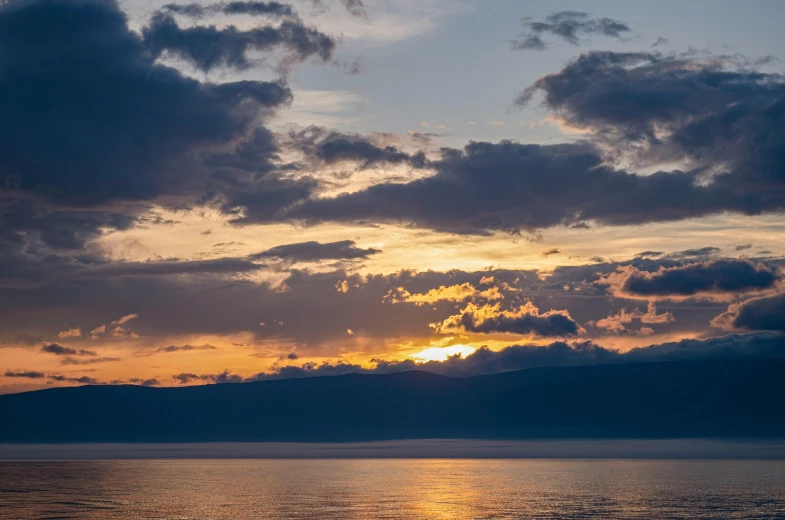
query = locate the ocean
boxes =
[2,459,785,519]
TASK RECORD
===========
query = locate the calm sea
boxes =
[1,459,784,519]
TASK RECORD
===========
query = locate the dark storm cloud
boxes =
[0,0,291,206]
[518,51,785,203]
[220,175,320,226]
[163,1,295,18]
[713,292,785,331]
[41,344,97,357]
[287,126,428,168]
[250,240,381,262]
[0,0,346,287]
[600,259,780,298]
[4,370,46,379]
[0,203,137,252]
[142,11,336,72]
[512,11,631,51]
[280,140,743,234]
[0,207,133,291]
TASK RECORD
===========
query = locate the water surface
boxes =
[2,459,784,519]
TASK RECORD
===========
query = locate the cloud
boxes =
[712,292,785,331]
[171,331,785,382]
[154,344,218,354]
[597,259,780,300]
[280,140,745,234]
[162,2,296,18]
[126,378,161,387]
[58,356,122,366]
[90,314,140,339]
[0,0,359,293]
[56,328,82,339]
[0,262,731,351]
[518,51,785,215]
[591,302,674,336]
[142,11,336,72]
[4,371,160,386]
[512,11,631,51]
[541,248,561,257]
[310,0,368,18]
[635,251,664,259]
[175,362,385,383]
[339,0,367,18]
[47,374,103,384]
[386,282,503,305]
[433,301,584,337]
[113,314,138,326]
[287,126,427,168]
[665,247,721,260]
[0,0,322,285]
[4,370,46,379]
[41,343,97,357]
[173,373,202,384]
[406,332,785,377]
[0,0,291,206]
[250,240,381,262]
[82,258,263,278]
[173,370,245,384]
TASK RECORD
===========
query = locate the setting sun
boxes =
[411,345,477,362]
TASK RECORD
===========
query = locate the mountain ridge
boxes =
[2,359,784,443]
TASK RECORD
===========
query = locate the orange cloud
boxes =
[57,328,82,339]
[386,282,503,306]
[432,301,584,337]
[90,314,140,339]
[591,302,674,336]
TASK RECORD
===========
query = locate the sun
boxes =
[411,345,477,363]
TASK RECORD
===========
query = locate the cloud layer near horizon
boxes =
[157,332,785,384]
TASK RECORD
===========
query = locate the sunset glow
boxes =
[411,345,477,363]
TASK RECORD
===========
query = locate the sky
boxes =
[1,0,785,393]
